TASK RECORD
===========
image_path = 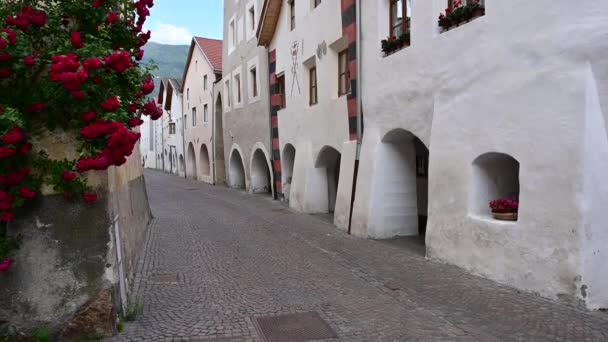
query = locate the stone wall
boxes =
[0,137,151,338]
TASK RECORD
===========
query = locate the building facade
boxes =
[182,37,223,184]
[257,0,359,229]
[222,0,273,195]
[347,0,608,309]
[158,79,185,177]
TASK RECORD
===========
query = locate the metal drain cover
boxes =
[253,312,337,342]
[149,274,178,284]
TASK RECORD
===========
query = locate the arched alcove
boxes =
[282,144,296,202]
[369,129,429,240]
[200,144,210,176]
[214,94,226,184]
[250,149,272,194]
[187,143,197,180]
[315,146,342,214]
[470,152,520,218]
[179,154,185,175]
[229,149,246,190]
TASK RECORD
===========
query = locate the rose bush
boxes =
[0,0,162,273]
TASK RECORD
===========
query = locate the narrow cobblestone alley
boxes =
[109,170,608,342]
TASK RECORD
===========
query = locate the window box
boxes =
[381,32,410,56]
[438,0,484,32]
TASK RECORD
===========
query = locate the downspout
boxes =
[265,46,278,200]
[210,81,216,185]
[181,92,187,178]
[347,0,363,234]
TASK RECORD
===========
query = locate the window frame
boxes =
[389,0,408,38]
[250,66,258,98]
[277,74,286,109]
[192,107,197,127]
[309,67,318,106]
[289,0,295,31]
[313,0,321,8]
[203,75,208,90]
[203,104,208,123]
[338,50,350,96]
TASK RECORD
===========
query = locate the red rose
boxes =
[127,103,139,113]
[18,143,32,154]
[83,58,103,71]
[135,49,144,61]
[30,11,47,27]
[71,90,85,101]
[82,192,98,203]
[92,76,102,85]
[23,55,36,67]
[19,187,36,200]
[62,171,77,182]
[106,12,119,25]
[0,147,16,158]
[82,111,96,122]
[0,69,12,78]
[0,52,10,63]
[0,257,11,273]
[3,127,24,145]
[128,118,144,127]
[26,102,44,113]
[0,212,14,222]
[141,78,155,95]
[71,32,83,49]
[101,97,120,112]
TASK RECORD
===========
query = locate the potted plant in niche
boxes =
[489,197,519,221]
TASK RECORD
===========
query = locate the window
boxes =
[277,74,286,108]
[234,74,241,104]
[204,104,208,123]
[187,88,190,101]
[204,75,208,90]
[229,18,236,50]
[289,0,295,30]
[225,80,231,108]
[192,107,197,126]
[169,122,176,134]
[250,66,258,98]
[249,6,255,31]
[338,50,350,95]
[313,0,321,8]
[389,0,409,37]
[309,67,317,105]
[195,60,198,72]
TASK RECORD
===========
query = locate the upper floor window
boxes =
[249,6,255,31]
[229,18,236,50]
[313,0,321,8]
[234,73,242,104]
[169,122,176,134]
[187,88,190,101]
[390,0,408,37]
[338,50,350,96]
[225,79,231,108]
[277,74,286,109]
[309,67,318,106]
[204,75,208,90]
[250,66,258,98]
[192,107,197,126]
[439,0,485,32]
[203,104,209,123]
[289,0,295,31]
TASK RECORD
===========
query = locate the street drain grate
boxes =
[253,312,337,342]
[149,274,179,284]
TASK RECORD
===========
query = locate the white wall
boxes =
[184,43,216,183]
[269,0,352,227]
[350,0,608,308]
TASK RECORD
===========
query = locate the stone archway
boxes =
[315,146,342,214]
[179,154,185,176]
[200,144,211,176]
[250,148,272,194]
[187,142,197,180]
[229,149,246,189]
[369,129,429,241]
[282,144,296,202]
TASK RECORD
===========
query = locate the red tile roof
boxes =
[195,37,222,73]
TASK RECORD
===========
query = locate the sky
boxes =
[147,1,224,45]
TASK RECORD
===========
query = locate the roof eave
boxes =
[257,0,282,47]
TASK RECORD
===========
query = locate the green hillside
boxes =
[141,42,190,97]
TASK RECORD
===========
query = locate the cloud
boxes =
[149,23,192,45]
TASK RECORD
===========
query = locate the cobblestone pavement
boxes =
[109,170,608,342]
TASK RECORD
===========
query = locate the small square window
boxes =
[309,67,318,106]
[204,104,208,123]
[192,107,197,126]
[250,66,258,98]
[204,75,208,90]
[338,50,350,96]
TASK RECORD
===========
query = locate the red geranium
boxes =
[71,32,83,49]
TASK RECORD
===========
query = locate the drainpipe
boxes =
[347,0,363,234]
[181,93,187,178]
[210,81,216,185]
[265,46,278,200]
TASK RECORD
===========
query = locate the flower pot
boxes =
[472,8,485,19]
[492,210,518,221]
